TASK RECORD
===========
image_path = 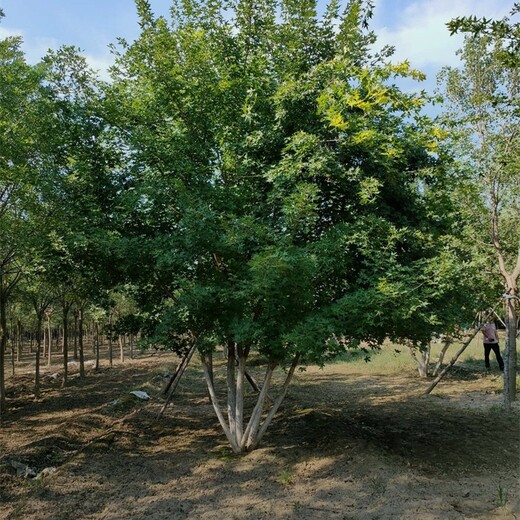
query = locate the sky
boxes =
[0,0,514,91]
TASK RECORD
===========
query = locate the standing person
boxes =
[481,318,504,371]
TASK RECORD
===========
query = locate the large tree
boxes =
[0,20,46,419]
[108,0,458,452]
[438,23,519,405]
[35,46,124,382]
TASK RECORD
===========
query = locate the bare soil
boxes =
[0,352,519,520]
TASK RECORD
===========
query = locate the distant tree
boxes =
[30,46,125,382]
[0,28,45,420]
[438,26,519,404]
[447,3,519,67]
[17,273,53,397]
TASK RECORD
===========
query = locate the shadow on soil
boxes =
[1,356,519,520]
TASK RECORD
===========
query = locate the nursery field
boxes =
[2,2,519,519]
[0,342,519,520]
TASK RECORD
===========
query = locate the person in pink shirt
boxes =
[481,319,504,371]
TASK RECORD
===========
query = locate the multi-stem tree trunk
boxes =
[201,344,300,454]
[410,338,453,378]
[410,345,430,377]
[490,177,519,407]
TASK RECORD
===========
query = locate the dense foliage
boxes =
[1,0,516,441]
[106,0,471,365]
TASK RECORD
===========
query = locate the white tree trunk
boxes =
[202,350,300,454]
[410,346,429,377]
[431,340,451,377]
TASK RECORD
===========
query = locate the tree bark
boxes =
[95,322,100,371]
[432,341,451,377]
[119,335,124,363]
[42,322,47,360]
[202,355,240,453]
[226,341,237,438]
[47,313,52,368]
[491,191,518,404]
[16,319,22,362]
[235,345,246,441]
[241,364,275,451]
[410,346,429,377]
[73,311,78,360]
[62,301,71,387]
[108,313,113,368]
[78,308,85,380]
[0,282,7,420]
[34,317,43,398]
[10,316,15,377]
[503,291,518,407]
[252,353,300,450]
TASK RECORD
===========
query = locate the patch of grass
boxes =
[496,481,509,507]
[331,336,500,376]
[277,467,294,486]
[487,404,520,426]
[23,477,49,498]
[458,356,482,367]
[210,446,239,463]
[48,451,66,466]
[332,344,414,374]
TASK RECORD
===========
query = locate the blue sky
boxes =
[0,0,513,89]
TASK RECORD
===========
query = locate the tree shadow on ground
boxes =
[1,355,519,520]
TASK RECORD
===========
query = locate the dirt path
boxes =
[0,354,518,519]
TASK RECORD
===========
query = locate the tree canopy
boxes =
[99,0,477,450]
[439,11,520,404]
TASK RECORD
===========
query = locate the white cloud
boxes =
[0,26,19,39]
[23,36,60,63]
[84,53,115,82]
[1,24,114,81]
[1,24,59,63]
[375,0,512,68]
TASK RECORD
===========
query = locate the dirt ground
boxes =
[0,352,519,520]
